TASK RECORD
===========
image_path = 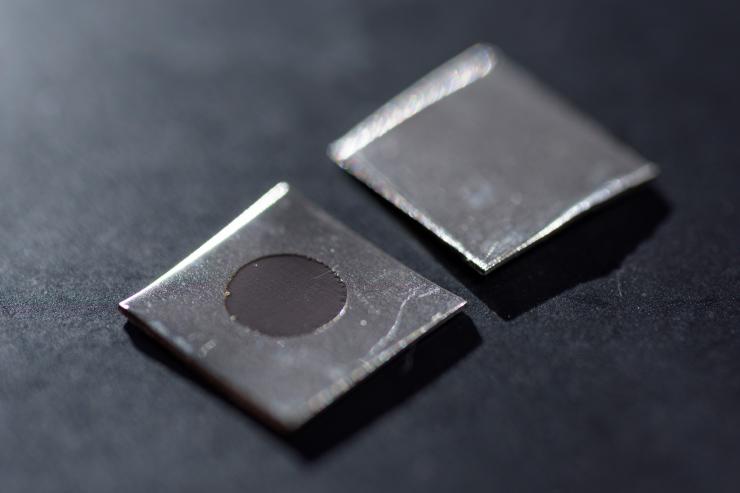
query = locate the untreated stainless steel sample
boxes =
[119,183,466,432]
[329,44,658,274]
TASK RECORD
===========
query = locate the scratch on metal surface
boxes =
[368,287,438,356]
[199,339,217,357]
[307,297,466,417]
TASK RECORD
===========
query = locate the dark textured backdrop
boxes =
[1,1,738,492]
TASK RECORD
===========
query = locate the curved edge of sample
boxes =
[328,44,659,274]
[119,182,466,433]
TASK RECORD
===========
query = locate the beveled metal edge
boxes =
[328,43,496,162]
[119,306,296,433]
[479,163,659,273]
[119,182,291,311]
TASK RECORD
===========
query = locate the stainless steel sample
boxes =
[329,44,659,274]
[119,183,466,432]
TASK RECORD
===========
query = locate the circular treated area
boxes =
[225,254,346,337]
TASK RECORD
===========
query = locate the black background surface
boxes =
[1,1,739,491]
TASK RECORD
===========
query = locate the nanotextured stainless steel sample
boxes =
[329,44,659,274]
[119,183,466,432]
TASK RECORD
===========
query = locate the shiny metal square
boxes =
[119,183,466,432]
[329,44,658,274]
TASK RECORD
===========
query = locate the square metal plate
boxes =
[329,44,658,274]
[119,183,466,432]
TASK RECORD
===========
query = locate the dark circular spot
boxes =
[225,254,346,337]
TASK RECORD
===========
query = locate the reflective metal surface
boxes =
[329,44,659,274]
[119,183,466,432]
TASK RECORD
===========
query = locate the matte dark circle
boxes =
[225,254,346,337]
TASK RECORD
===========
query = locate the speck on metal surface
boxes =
[119,183,466,432]
[329,44,659,274]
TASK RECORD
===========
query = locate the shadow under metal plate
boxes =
[119,183,465,432]
[329,44,658,274]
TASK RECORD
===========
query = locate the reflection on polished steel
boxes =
[119,183,466,432]
[329,44,659,274]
